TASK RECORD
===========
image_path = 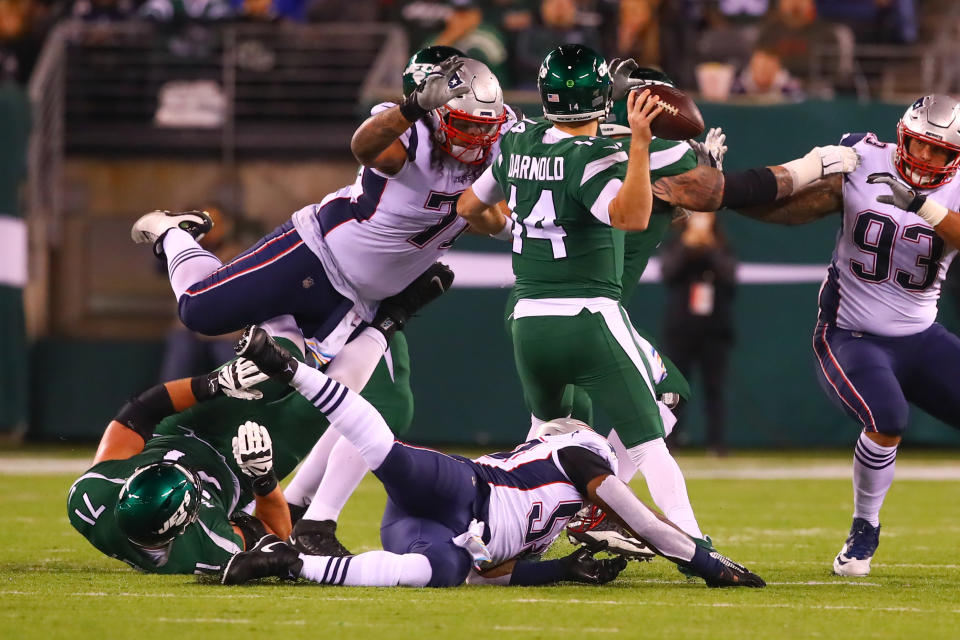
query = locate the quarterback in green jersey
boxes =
[457,44,711,540]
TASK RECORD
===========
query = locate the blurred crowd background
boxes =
[3,0,960,451]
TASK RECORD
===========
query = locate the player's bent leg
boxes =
[511,316,577,427]
[380,508,472,588]
[180,222,352,337]
[903,323,960,429]
[813,323,906,576]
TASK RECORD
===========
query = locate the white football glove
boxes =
[781,145,861,193]
[217,358,270,400]
[232,421,274,479]
[689,127,727,170]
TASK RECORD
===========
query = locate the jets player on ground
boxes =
[129,50,511,555]
[220,326,765,589]
[67,268,450,574]
[697,95,960,577]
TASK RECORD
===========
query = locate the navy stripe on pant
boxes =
[813,321,960,436]
[376,442,485,587]
[176,220,352,339]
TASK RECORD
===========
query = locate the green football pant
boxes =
[512,307,664,448]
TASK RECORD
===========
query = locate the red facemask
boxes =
[435,106,507,164]
[895,122,960,188]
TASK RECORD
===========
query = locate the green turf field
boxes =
[3,450,959,640]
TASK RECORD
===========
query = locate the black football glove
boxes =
[560,545,628,585]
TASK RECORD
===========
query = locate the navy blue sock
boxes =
[685,545,724,579]
[509,559,567,586]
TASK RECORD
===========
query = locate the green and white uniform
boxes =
[482,118,694,446]
[67,336,412,574]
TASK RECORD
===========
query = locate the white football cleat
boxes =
[833,517,880,577]
[131,209,213,247]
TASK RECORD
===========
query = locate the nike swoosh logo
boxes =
[835,557,849,565]
[430,275,445,291]
[262,542,284,553]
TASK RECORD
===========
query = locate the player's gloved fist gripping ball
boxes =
[560,544,629,585]
[217,358,270,400]
[399,56,471,122]
[232,421,278,496]
[868,172,949,226]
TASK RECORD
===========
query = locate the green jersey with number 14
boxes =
[492,117,630,301]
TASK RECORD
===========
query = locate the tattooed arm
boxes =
[350,107,413,175]
[652,166,796,212]
[736,174,844,225]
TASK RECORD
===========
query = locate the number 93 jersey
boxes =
[293,102,516,318]
[819,132,960,336]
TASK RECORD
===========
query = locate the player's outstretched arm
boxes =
[653,146,858,212]
[352,57,470,175]
[736,174,844,225]
[867,172,960,248]
[586,474,765,587]
[93,375,223,464]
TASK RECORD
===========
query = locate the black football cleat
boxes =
[686,545,765,588]
[372,262,454,340]
[235,325,297,383]
[221,534,303,585]
[561,545,629,585]
[288,518,351,557]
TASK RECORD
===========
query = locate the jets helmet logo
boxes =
[156,491,192,535]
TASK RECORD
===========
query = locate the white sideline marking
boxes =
[5,457,959,480]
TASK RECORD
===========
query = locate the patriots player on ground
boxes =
[129,49,513,555]
[220,327,765,589]
[702,95,960,577]
[67,268,449,574]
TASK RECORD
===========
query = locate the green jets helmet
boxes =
[538,44,611,123]
[606,67,675,129]
[115,461,202,548]
[402,45,466,97]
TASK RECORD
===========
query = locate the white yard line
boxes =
[4,457,959,480]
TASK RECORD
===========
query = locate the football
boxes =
[643,84,705,141]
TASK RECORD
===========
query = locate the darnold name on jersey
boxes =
[507,154,565,181]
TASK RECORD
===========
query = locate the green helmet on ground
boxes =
[538,44,611,123]
[115,461,202,548]
[402,45,466,96]
[606,67,676,128]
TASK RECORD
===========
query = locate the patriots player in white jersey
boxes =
[219,326,765,589]
[693,95,960,577]
[129,51,513,556]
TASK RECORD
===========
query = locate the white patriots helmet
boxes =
[532,418,619,478]
[429,57,507,165]
[896,94,960,188]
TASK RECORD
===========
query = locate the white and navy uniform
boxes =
[374,430,615,587]
[174,103,514,340]
[293,102,517,320]
[814,132,960,436]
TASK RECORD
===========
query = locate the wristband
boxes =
[113,398,157,442]
[780,148,823,193]
[251,471,279,497]
[398,94,428,123]
[191,372,221,402]
[490,217,514,241]
[915,196,948,226]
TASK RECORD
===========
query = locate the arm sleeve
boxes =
[472,162,506,206]
[556,446,616,496]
